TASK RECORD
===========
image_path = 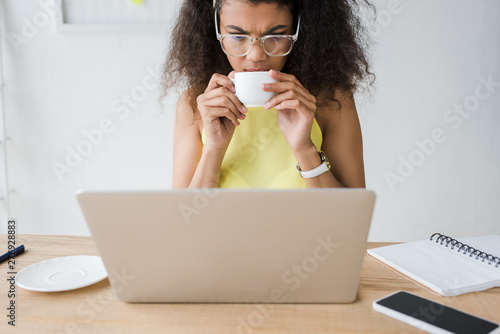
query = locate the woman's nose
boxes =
[245,39,267,62]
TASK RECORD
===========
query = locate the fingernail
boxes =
[241,114,246,119]
[242,105,248,112]
[263,103,270,109]
[275,103,281,109]
[263,83,270,89]
[270,70,277,75]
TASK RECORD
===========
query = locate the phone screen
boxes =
[376,291,499,334]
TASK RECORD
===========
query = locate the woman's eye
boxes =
[229,35,247,42]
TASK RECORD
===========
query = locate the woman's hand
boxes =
[196,71,247,151]
[262,70,317,153]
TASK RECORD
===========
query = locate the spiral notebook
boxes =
[367,233,500,297]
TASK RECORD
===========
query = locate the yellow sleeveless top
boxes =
[201,107,323,188]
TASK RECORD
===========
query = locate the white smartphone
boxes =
[373,290,500,334]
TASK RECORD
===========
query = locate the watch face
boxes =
[295,162,302,175]
[318,151,331,170]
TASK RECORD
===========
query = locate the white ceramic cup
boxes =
[230,71,277,107]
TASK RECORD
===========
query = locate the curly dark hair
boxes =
[159,0,376,112]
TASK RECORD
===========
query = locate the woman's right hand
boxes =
[196,71,247,151]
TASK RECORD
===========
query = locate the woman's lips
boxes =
[245,68,270,72]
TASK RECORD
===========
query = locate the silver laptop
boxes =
[76,188,376,303]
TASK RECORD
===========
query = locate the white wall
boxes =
[361,0,500,241]
[1,0,499,241]
[1,0,179,235]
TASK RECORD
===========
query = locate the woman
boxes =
[161,0,375,188]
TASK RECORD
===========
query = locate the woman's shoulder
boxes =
[176,87,203,135]
[314,88,356,134]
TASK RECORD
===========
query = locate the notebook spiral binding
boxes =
[430,233,500,268]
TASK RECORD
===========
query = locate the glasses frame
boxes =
[214,9,301,57]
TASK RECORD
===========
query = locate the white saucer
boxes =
[15,255,108,292]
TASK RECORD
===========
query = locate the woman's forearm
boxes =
[188,146,226,188]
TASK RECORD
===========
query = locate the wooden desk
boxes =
[1,235,499,334]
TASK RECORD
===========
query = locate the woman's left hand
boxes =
[262,70,317,153]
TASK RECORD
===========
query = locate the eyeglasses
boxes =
[214,10,300,57]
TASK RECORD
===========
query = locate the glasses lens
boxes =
[264,36,293,56]
[222,35,251,56]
